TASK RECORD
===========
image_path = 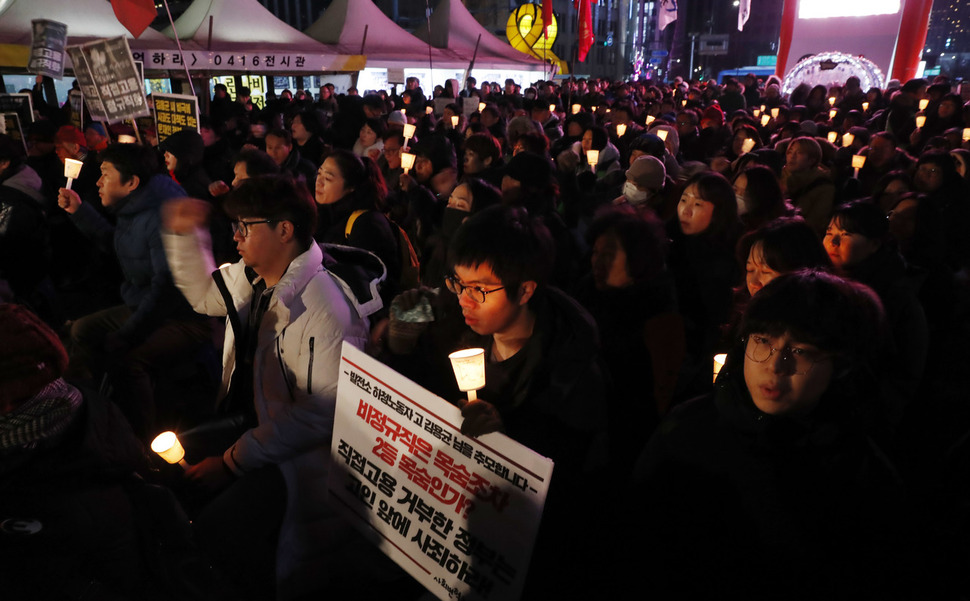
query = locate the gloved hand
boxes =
[459,398,503,438]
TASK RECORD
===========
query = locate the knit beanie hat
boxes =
[0,304,68,413]
[703,105,725,126]
[626,155,666,191]
[55,125,87,149]
[505,151,552,190]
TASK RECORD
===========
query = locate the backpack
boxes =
[345,209,420,292]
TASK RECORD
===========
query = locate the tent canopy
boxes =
[414,0,546,72]
[0,0,177,67]
[161,0,364,72]
[304,0,466,69]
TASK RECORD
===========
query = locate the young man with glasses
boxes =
[162,175,386,599]
[633,270,914,599]
[387,205,608,598]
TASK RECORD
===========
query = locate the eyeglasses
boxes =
[445,275,505,303]
[231,219,276,237]
[744,334,828,375]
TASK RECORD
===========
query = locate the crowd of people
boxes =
[1,70,969,599]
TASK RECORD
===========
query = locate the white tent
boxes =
[0,0,178,68]
[304,0,465,70]
[414,0,546,72]
[160,0,363,72]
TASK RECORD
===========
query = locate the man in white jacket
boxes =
[162,175,379,599]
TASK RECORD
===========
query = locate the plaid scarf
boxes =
[0,378,82,453]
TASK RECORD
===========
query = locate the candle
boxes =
[828,96,836,106]
[448,348,486,402]
[425,105,433,115]
[549,103,556,113]
[915,115,926,128]
[741,138,755,154]
[118,134,136,144]
[63,158,83,190]
[862,101,869,112]
[771,107,779,119]
[656,129,668,142]
[919,98,929,110]
[963,128,970,142]
[478,102,486,113]
[760,104,766,113]
[753,108,761,117]
[402,123,416,141]
[842,132,854,147]
[681,99,687,107]
[761,114,770,126]
[645,115,655,126]
[829,109,837,120]
[571,103,581,114]
[586,149,600,166]
[616,123,627,137]
[151,431,188,468]
[450,115,459,128]
[713,353,727,383]
[827,131,838,144]
[851,154,866,178]
[401,151,415,174]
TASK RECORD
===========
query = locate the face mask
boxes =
[736,194,749,215]
[441,207,469,237]
[623,181,649,205]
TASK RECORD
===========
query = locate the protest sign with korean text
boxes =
[0,113,27,153]
[331,343,554,601]
[68,90,84,130]
[0,94,34,126]
[151,93,199,143]
[68,37,149,123]
[28,19,67,79]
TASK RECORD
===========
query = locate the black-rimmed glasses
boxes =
[445,275,505,303]
[231,219,277,237]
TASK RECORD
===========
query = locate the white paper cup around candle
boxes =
[741,138,755,154]
[64,158,83,190]
[402,123,416,142]
[713,353,727,383]
[829,109,837,120]
[761,114,770,127]
[753,108,760,118]
[656,129,668,142]
[616,123,627,137]
[828,96,835,106]
[645,115,655,126]
[586,149,599,166]
[862,102,869,112]
[592,105,598,112]
[549,103,556,113]
[915,115,926,129]
[771,107,780,119]
[571,103,581,114]
[425,105,433,115]
[760,104,766,113]
[842,132,854,147]
[827,131,838,144]
[478,102,486,113]
[151,431,188,468]
[919,98,929,111]
[852,154,866,178]
[118,134,136,144]
[450,115,459,128]
[400,108,406,118]
[449,348,486,401]
[681,99,687,107]
[401,151,415,174]
[963,128,970,142]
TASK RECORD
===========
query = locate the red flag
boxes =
[575,0,594,62]
[542,0,554,39]
[109,0,157,38]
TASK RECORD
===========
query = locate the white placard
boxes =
[330,343,554,601]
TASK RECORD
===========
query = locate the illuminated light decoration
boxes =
[781,52,885,96]
[506,4,568,74]
[798,0,900,19]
